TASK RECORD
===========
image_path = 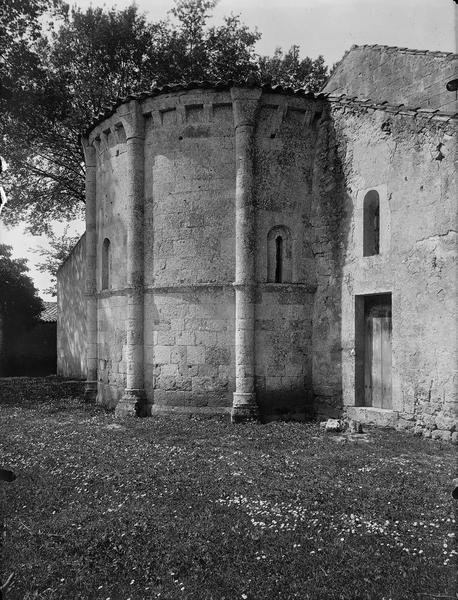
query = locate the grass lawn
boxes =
[0,378,456,600]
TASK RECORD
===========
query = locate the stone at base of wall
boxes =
[149,404,231,418]
[152,389,232,408]
[345,406,399,428]
[84,380,97,403]
[115,389,147,417]
[430,429,452,442]
[345,406,457,442]
[231,392,259,423]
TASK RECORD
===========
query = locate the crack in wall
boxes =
[415,230,457,244]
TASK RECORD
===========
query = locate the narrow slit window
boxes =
[363,190,380,256]
[267,225,292,283]
[102,238,111,290]
[275,236,283,283]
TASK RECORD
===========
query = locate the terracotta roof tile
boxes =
[41,302,57,322]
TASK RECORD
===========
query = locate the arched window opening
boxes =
[363,190,380,256]
[275,236,283,283]
[267,226,292,283]
[102,238,111,290]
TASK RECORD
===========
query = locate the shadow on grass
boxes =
[0,376,108,415]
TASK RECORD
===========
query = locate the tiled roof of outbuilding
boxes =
[347,44,457,59]
[41,302,57,322]
[326,94,458,122]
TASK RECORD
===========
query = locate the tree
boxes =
[0,0,327,238]
[259,45,328,91]
[167,0,260,82]
[32,227,81,296]
[0,244,44,374]
[0,0,63,76]
[1,3,160,234]
[0,0,261,235]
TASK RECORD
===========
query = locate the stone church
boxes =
[57,45,457,439]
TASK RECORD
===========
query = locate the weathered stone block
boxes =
[420,414,437,428]
[325,419,342,432]
[348,420,363,433]
[206,346,231,366]
[192,376,215,391]
[170,347,186,364]
[156,331,176,345]
[397,418,415,430]
[176,331,195,346]
[434,415,456,432]
[161,364,179,377]
[187,345,205,365]
[154,345,171,365]
[431,429,452,442]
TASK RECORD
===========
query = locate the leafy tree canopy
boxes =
[259,45,328,91]
[0,0,328,237]
[32,227,81,296]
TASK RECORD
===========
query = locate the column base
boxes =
[84,380,97,403]
[115,389,147,418]
[231,392,259,423]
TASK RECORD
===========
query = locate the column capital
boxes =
[81,137,96,167]
[230,87,262,129]
[115,100,145,141]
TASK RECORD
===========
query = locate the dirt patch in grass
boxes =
[1,378,457,599]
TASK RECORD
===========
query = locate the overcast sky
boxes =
[2,0,456,301]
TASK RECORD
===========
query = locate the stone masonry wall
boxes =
[329,100,457,439]
[57,234,87,379]
[94,127,130,407]
[324,45,458,114]
[253,94,321,417]
[142,90,236,413]
[82,87,327,417]
[64,81,457,434]
[308,106,348,418]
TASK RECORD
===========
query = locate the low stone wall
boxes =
[345,407,457,443]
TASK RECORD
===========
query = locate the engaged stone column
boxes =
[115,101,146,417]
[231,87,261,423]
[82,139,97,401]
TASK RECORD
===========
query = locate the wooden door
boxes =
[364,301,392,409]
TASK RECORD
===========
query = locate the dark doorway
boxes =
[355,293,392,409]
